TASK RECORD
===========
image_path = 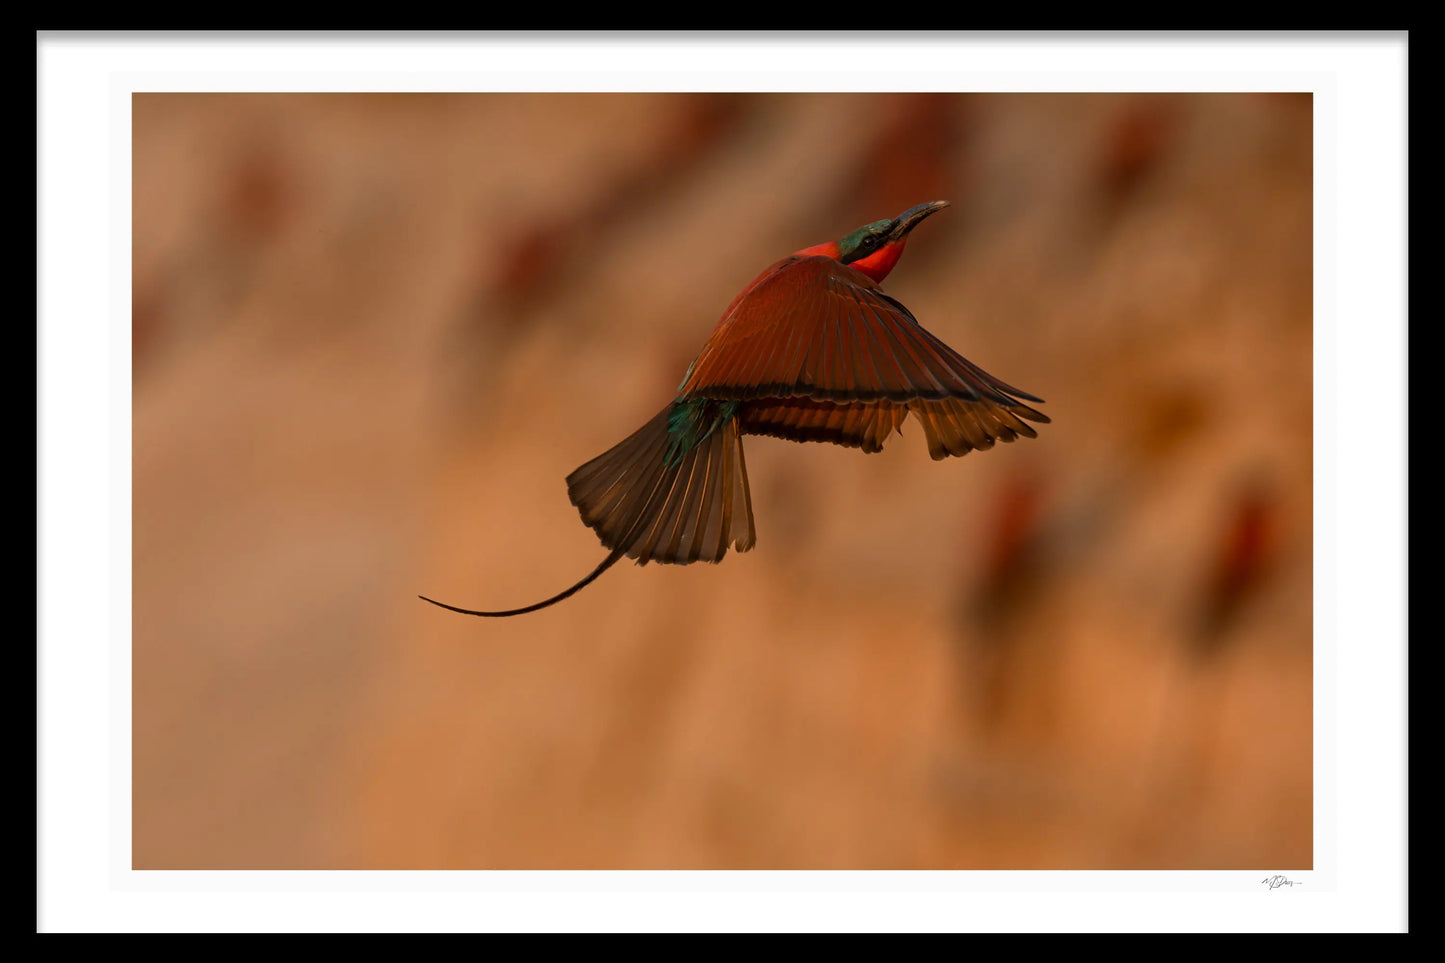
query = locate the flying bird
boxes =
[421,201,1048,617]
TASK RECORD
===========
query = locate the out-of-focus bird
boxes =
[1194,479,1278,654]
[421,201,1049,617]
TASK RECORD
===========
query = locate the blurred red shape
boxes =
[1196,480,1279,652]
[1098,98,1180,203]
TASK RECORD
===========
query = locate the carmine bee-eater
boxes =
[421,201,1048,617]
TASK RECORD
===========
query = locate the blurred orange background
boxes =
[132,92,1312,869]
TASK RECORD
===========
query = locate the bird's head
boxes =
[796,200,950,282]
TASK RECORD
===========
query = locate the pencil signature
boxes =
[1261,875,1302,890]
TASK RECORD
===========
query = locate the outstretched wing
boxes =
[738,398,908,454]
[677,256,1048,428]
[738,395,1043,460]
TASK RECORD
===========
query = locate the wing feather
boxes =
[678,256,1046,421]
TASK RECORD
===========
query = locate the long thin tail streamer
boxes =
[418,403,756,617]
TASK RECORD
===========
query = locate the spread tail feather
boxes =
[567,402,755,565]
[418,402,755,618]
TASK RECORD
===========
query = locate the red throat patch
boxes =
[846,237,907,282]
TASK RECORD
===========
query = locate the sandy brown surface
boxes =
[133,93,1312,869]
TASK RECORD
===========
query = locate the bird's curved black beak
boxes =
[887,200,950,243]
